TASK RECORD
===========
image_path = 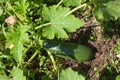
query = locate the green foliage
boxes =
[0,7,3,16]
[13,0,29,21]
[10,67,26,80]
[0,71,10,80]
[93,0,120,21]
[0,0,120,80]
[60,67,85,80]
[116,75,120,80]
[63,0,83,6]
[41,6,84,39]
[0,0,6,3]
[6,24,29,63]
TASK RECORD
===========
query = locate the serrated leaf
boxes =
[11,67,26,80]
[60,67,85,80]
[42,6,84,39]
[93,0,120,20]
[13,0,28,21]
[6,24,29,63]
[14,0,28,15]
[63,0,83,6]
[0,70,10,80]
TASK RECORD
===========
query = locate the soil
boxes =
[61,15,120,80]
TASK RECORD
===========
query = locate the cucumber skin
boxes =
[44,41,93,62]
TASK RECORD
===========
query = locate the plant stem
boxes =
[35,22,52,30]
[7,1,24,21]
[57,71,60,80]
[23,42,33,55]
[24,50,39,68]
[64,3,87,17]
[2,22,6,38]
[56,0,63,8]
[47,50,57,71]
[1,6,12,15]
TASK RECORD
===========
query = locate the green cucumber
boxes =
[43,41,93,62]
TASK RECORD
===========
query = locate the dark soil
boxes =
[62,15,120,80]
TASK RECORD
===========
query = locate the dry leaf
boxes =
[5,16,17,26]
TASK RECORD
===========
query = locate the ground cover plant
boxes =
[0,0,120,80]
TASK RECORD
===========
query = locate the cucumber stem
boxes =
[64,3,87,17]
[47,50,57,71]
[35,22,52,30]
[24,50,39,68]
[56,0,63,8]
[23,42,33,56]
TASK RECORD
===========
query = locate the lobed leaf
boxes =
[0,70,10,80]
[42,6,84,39]
[6,24,29,63]
[11,67,26,80]
[93,0,120,20]
[60,67,85,80]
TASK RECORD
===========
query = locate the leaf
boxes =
[42,6,84,39]
[0,70,10,80]
[105,0,120,19]
[0,75,9,80]
[11,67,26,80]
[93,0,120,20]
[13,0,28,21]
[6,24,29,63]
[63,0,83,6]
[0,0,6,3]
[116,75,120,80]
[60,67,85,80]
[0,7,3,16]
[14,0,28,15]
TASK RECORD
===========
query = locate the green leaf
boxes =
[11,67,26,80]
[0,0,6,3]
[13,0,28,21]
[93,0,120,20]
[116,75,120,80]
[105,0,120,19]
[14,0,28,15]
[42,6,84,39]
[0,70,10,80]
[6,24,29,63]
[63,0,83,6]
[0,7,3,16]
[60,67,85,80]
[0,75,9,80]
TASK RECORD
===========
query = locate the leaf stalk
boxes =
[24,50,39,68]
[64,3,87,17]
[35,22,52,30]
[56,0,63,8]
[47,50,57,72]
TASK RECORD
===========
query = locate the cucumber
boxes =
[43,41,93,62]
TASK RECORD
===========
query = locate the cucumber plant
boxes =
[0,0,120,80]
